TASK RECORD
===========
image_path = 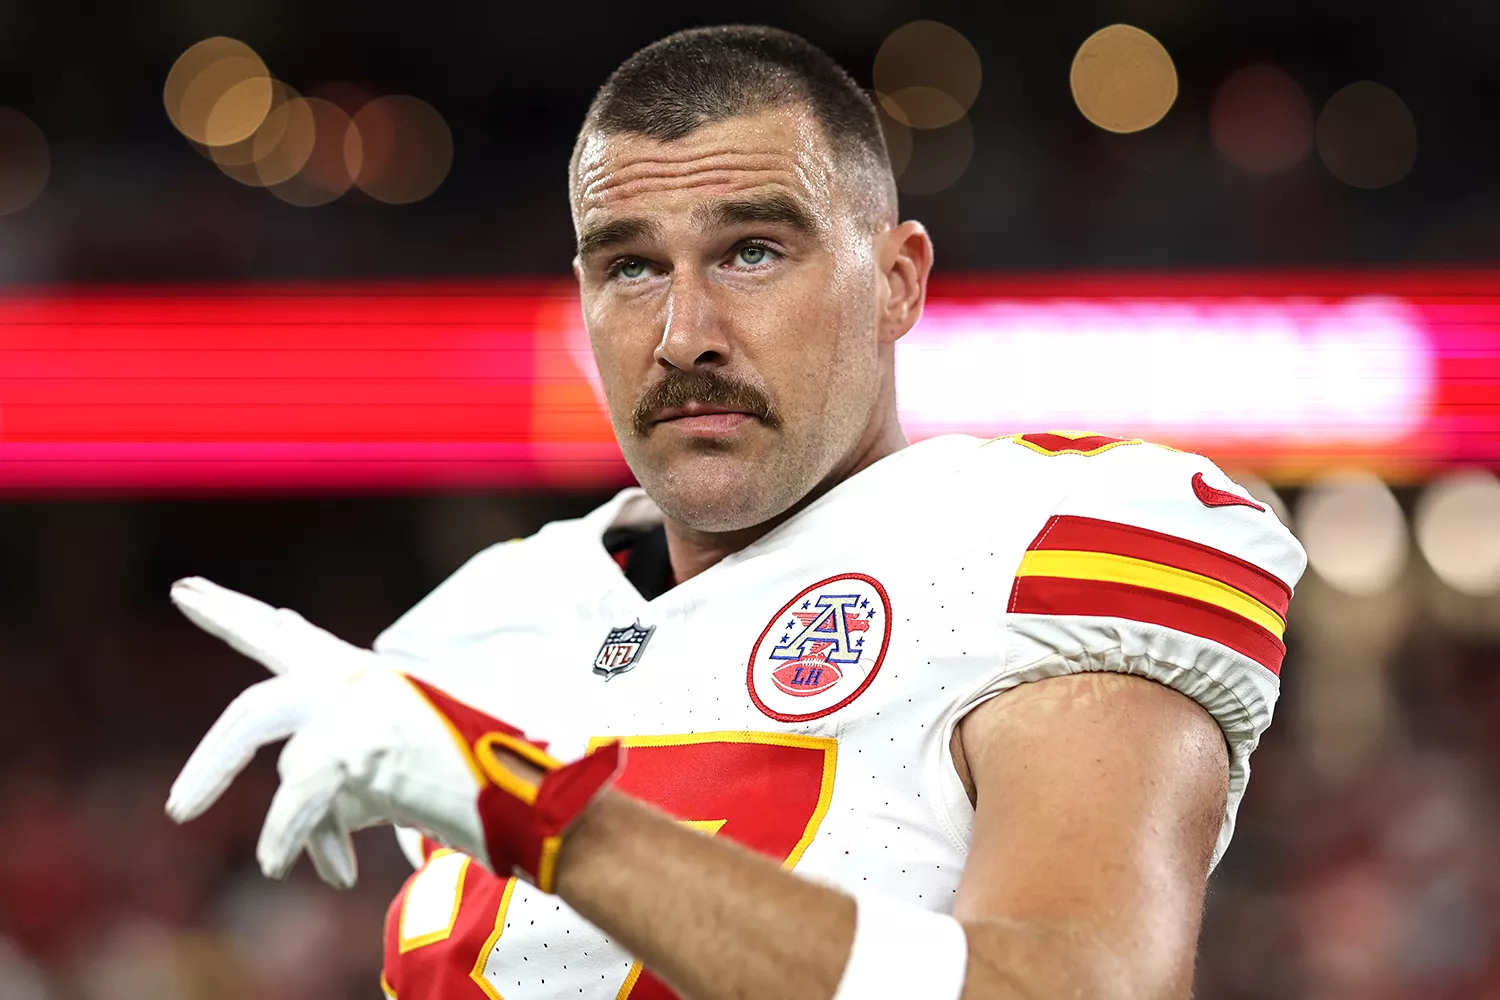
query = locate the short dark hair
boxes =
[572,25,897,224]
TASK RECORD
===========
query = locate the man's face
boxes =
[572,108,892,532]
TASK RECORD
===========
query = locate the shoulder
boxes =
[957,433,1305,867]
[963,431,1305,588]
[373,489,641,663]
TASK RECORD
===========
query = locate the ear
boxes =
[877,220,934,345]
[571,256,585,285]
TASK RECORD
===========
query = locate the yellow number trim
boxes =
[615,963,645,1000]
[612,818,728,999]
[1017,549,1286,637]
[534,834,563,894]
[380,972,398,999]
[585,730,838,873]
[397,849,472,953]
[681,819,728,836]
[467,876,520,1000]
[588,730,839,1000]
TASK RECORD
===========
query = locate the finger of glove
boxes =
[257,734,346,881]
[167,674,312,823]
[172,577,297,674]
[173,577,363,678]
[305,813,359,890]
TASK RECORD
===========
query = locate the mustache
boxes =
[631,369,781,436]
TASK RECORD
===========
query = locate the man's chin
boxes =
[637,450,802,534]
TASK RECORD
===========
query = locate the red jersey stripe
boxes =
[1027,515,1291,619]
[1008,575,1286,675]
[1015,432,1139,456]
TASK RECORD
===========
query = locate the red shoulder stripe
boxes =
[1009,576,1286,675]
[1028,515,1291,619]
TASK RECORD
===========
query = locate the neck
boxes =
[661,411,908,584]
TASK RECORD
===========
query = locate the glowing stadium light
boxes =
[0,108,49,214]
[350,96,454,204]
[1222,471,1290,525]
[1211,65,1313,173]
[878,89,967,132]
[252,93,317,187]
[894,116,974,196]
[896,296,1433,441]
[1415,470,1500,595]
[205,80,299,186]
[873,21,982,130]
[1070,25,1177,134]
[164,38,273,147]
[1297,472,1408,596]
[1317,81,1418,189]
[267,98,358,206]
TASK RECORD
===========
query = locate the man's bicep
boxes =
[953,672,1228,997]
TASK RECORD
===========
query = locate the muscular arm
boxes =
[551,672,1230,1000]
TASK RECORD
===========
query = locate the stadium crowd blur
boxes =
[1,0,1499,998]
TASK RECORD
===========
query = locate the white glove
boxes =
[165,577,487,888]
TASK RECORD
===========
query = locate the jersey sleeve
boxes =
[973,443,1306,867]
[373,539,525,665]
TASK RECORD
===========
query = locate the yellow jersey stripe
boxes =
[1017,549,1286,638]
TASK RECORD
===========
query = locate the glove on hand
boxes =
[165,577,621,892]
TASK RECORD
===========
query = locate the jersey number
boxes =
[385,731,837,1000]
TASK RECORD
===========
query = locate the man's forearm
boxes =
[550,789,1130,1000]
[553,788,855,1000]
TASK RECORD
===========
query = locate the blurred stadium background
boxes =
[0,1,1498,997]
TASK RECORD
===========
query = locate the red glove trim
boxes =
[402,674,623,893]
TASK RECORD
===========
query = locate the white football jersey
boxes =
[377,433,1305,1000]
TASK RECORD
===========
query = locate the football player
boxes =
[166,26,1306,1000]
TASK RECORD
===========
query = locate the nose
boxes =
[653,272,730,371]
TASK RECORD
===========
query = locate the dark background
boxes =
[0,0,1495,284]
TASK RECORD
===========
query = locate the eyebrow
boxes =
[694,193,821,236]
[576,217,663,260]
[575,192,821,261]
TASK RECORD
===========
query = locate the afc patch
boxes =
[594,620,655,680]
[747,573,892,722]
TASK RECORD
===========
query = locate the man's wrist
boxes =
[551,785,634,899]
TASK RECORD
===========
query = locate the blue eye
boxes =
[616,259,648,279]
[737,245,768,266]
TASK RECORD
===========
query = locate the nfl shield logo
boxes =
[593,620,655,679]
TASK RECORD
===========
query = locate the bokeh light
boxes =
[895,116,973,196]
[308,81,375,116]
[268,98,357,207]
[1415,470,1500,595]
[205,81,298,186]
[879,88,967,131]
[0,108,49,214]
[252,93,317,187]
[1100,96,1195,171]
[1298,472,1408,596]
[1070,24,1178,134]
[164,38,272,147]
[1224,470,1290,525]
[873,21,981,130]
[1211,64,1313,173]
[350,96,453,204]
[1317,81,1418,189]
